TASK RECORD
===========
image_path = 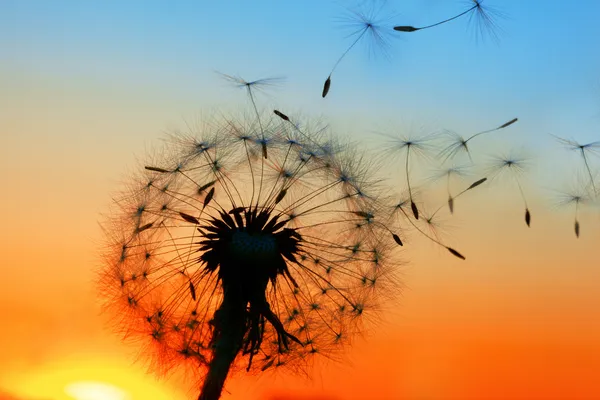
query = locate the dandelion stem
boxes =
[329,28,369,77]
[247,87,264,142]
[418,4,477,30]
[394,3,477,32]
[513,176,531,227]
[198,294,246,400]
[397,207,465,260]
[581,150,597,194]
[405,147,419,219]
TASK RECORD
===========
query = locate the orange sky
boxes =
[1,163,599,400]
[1,33,599,398]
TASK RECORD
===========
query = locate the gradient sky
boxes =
[1,1,600,399]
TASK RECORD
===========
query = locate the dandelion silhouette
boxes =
[322,3,396,98]
[438,117,518,164]
[486,152,532,227]
[394,0,505,42]
[99,110,403,400]
[551,134,600,196]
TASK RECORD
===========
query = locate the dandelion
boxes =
[551,134,600,196]
[438,117,518,164]
[486,152,532,227]
[322,2,397,98]
[394,0,505,42]
[98,110,403,400]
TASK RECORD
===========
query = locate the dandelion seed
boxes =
[551,134,600,195]
[323,2,397,97]
[447,247,466,260]
[486,152,531,227]
[392,200,466,260]
[438,117,518,164]
[427,165,470,214]
[273,110,289,121]
[198,180,216,193]
[203,187,215,209]
[437,177,488,218]
[379,129,439,220]
[99,109,402,400]
[394,0,505,42]
[180,212,200,225]
[136,222,153,233]
[553,181,592,238]
[217,72,285,158]
[392,233,403,246]
[322,76,332,98]
[189,281,197,301]
[469,177,488,189]
[145,166,171,173]
[448,196,454,214]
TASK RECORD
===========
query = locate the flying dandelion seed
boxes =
[486,152,531,227]
[438,117,518,164]
[378,128,439,220]
[430,176,488,217]
[552,178,593,238]
[322,2,397,98]
[551,134,600,196]
[427,164,471,214]
[390,193,466,260]
[98,110,403,400]
[394,0,505,42]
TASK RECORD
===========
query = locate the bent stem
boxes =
[198,293,246,400]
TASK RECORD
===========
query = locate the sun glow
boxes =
[0,356,184,400]
[64,381,130,400]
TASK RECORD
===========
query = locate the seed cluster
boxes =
[99,113,400,383]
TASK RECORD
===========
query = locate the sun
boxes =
[64,381,131,400]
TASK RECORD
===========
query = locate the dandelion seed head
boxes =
[98,110,402,389]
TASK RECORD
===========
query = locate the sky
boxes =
[1,0,600,399]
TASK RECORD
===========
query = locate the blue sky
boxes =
[2,0,600,189]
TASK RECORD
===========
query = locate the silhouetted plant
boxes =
[99,109,404,400]
[94,3,546,400]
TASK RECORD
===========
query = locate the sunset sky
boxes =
[2,1,600,399]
